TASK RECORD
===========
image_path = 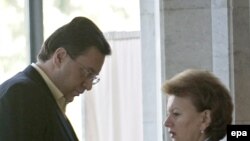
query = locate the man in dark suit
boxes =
[0,16,111,141]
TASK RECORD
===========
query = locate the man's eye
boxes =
[87,72,95,78]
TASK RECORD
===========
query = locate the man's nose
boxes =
[83,79,93,91]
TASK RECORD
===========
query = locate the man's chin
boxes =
[65,97,74,103]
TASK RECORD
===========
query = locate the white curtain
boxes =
[67,31,143,141]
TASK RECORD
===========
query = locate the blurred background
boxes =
[1,0,250,141]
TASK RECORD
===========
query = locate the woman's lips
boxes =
[169,130,176,138]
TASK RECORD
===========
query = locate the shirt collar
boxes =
[31,63,66,113]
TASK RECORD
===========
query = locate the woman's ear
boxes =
[200,109,211,132]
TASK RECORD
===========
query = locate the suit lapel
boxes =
[24,65,79,141]
[55,107,79,141]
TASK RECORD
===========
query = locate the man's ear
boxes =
[200,109,211,132]
[52,48,68,66]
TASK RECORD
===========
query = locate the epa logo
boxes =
[227,125,249,141]
[231,131,247,138]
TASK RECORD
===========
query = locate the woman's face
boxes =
[164,95,207,141]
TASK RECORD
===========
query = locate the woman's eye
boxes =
[173,112,180,117]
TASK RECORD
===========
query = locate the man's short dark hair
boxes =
[38,16,111,61]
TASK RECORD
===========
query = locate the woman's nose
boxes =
[164,115,173,127]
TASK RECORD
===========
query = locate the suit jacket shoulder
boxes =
[0,65,78,141]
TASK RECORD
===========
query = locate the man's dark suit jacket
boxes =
[0,65,78,141]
